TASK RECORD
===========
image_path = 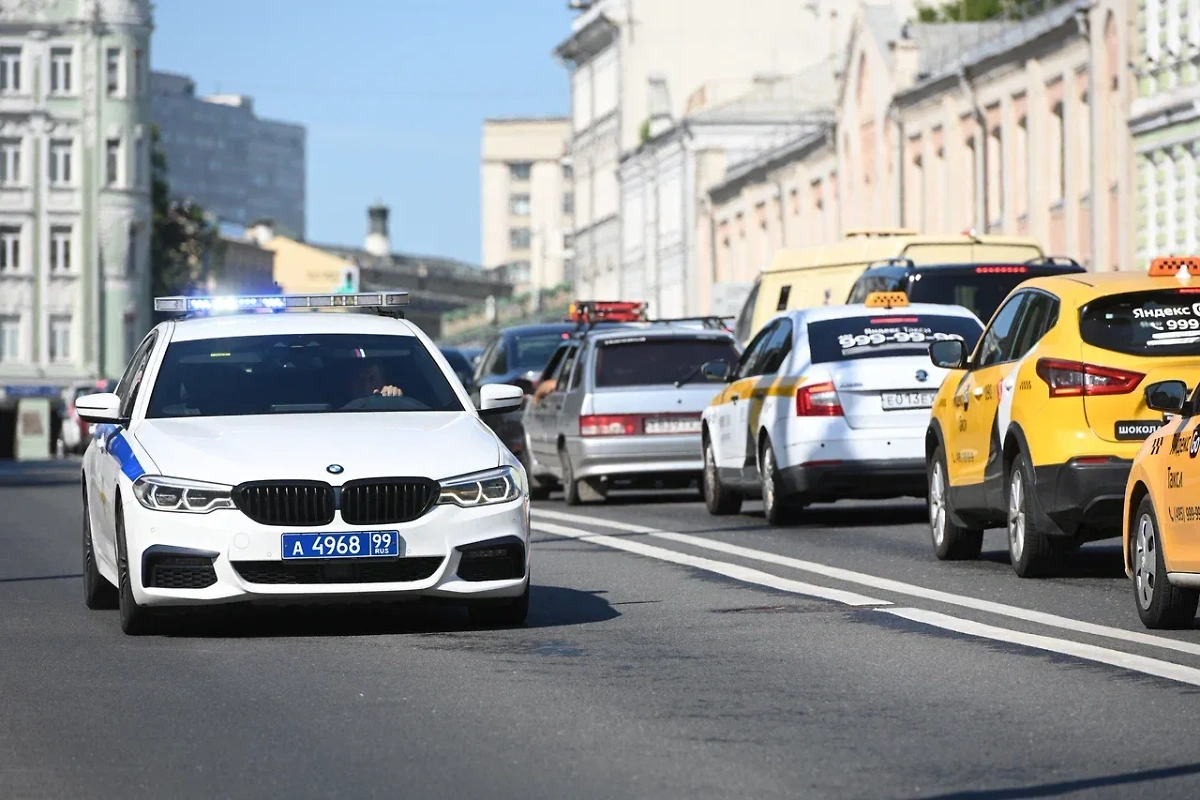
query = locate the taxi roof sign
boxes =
[567,301,648,324]
[1148,255,1200,283]
[154,292,410,315]
[864,291,909,309]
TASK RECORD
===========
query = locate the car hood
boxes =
[133,412,501,486]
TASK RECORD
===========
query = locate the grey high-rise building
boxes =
[150,71,305,238]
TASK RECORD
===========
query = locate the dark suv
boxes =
[846,256,1086,323]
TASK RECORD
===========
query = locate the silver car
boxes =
[521,325,741,504]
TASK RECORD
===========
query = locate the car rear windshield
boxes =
[512,332,570,371]
[594,336,740,387]
[146,334,462,418]
[807,315,983,364]
[1080,290,1200,356]
[906,266,1073,322]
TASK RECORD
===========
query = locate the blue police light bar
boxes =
[154,292,410,314]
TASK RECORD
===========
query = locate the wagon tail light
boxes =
[796,382,843,416]
[1035,359,1145,397]
[580,414,640,436]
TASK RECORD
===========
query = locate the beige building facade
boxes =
[702,0,1136,312]
[480,117,572,297]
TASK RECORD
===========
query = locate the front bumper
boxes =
[565,433,703,480]
[122,496,531,608]
[1033,458,1131,539]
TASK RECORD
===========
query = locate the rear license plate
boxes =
[881,391,937,410]
[645,417,703,434]
[281,531,402,560]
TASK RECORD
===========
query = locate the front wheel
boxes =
[1133,496,1199,629]
[928,446,983,560]
[82,495,117,610]
[468,581,530,628]
[703,436,742,515]
[1007,454,1055,578]
[116,505,157,636]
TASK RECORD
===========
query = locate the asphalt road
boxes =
[5,479,1200,799]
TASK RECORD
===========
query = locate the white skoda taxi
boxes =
[76,292,530,635]
[700,293,985,524]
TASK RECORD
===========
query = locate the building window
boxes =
[562,163,573,180]
[49,315,71,363]
[134,134,145,186]
[49,47,72,95]
[509,227,531,249]
[562,192,574,215]
[508,162,532,181]
[1050,101,1065,202]
[509,260,531,285]
[0,226,20,272]
[0,138,19,185]
[106,137,121,186]
[133,48,143,96]
[105,48,121,96]
[987,125,1003,224]
[49,226,71,273]
[126,223,138,275]
[0,316,18,361]
[49,139,72,186]
[0,47,20,93]
[1015,116,1029,218]
[509,193,531,216]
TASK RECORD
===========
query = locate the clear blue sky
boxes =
[152,0,571,265]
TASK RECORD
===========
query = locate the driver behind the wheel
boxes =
[347,358,403,399]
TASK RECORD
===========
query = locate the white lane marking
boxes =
[884,607,1200,688]
[533,521,889,607]
[532,508,1200,659]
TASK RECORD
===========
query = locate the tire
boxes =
[703,435,742,516]
[1006,453,1056,578]
[115,504,157,636]
[1132,496,1199,629]
[928,446,984,560]
[468,580,530,628]
[560,447,581,506]
[521,448,551,501]
[82,494,117,610]
[760,441,795,526]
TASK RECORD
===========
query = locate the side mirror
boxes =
[478,383,524,415]
[1145,380,1190,414]
[75,392,125,425]
[701,360,732,383]
[929,339,968,370]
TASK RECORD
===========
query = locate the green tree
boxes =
[149,125,216,299]
[916,0,1049,22]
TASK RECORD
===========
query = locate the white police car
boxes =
[700,293,984,524]
[76,292,530,635]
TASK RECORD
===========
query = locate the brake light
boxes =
[580,414,640,436]
[873,317,918,323]
[1035,359,1145,397]
[975,265,1027,274]
[796,382,843,416]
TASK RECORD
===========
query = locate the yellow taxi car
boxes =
[926,256,1200,577]
[1123,366,1200,628]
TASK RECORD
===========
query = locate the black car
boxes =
[846,256,1086,324]
[439,346,477,392]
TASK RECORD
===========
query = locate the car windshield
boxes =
[146,334,463,418]
[512,332,570,371]
[906,268,1064,322]
[807,314,984,364]
[594,336,740,387]
[1080,289,1200,356]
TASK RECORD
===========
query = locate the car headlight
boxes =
[132,475,235,513]
[437,465,525,507]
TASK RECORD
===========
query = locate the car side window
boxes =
[552,347,578,393]
[974,293,1029,368]
[118,333,158,420]
[473,337,499,382]
[735,322,777,380]
[758,320,794,375]
[538,345,569,384]
[566,347,587,391]
[1008,292,1059,361]
[492,340,509,375]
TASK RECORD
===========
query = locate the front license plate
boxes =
[881,391,937,411]
[281,531,402,560]
[645,417,703,434]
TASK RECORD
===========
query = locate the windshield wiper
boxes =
[674,365,703,388]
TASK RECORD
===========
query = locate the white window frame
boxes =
[105,47,122,97]
[133,48,143,97]
[105,137,121,187]
[509,193,531,216]
[49,46,73,95]
[0,315,19,362]
[0,225,21,272]
[0,138,20,186]
[49,139,72,186]
[0,46,21,94]
[49,225,71,273]
[48,315,71,363]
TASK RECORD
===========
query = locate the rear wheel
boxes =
[928,446,983,560]
[760,441,796,526]
[559,446,605,505]
[116,504,157,636]
[468,580,530,628]
[82,494,117,610]
[1007,454,1055,578]
[1133,496,1199,629]
[703,436,742,516]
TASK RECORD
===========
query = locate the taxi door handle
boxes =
[972,387,984,398]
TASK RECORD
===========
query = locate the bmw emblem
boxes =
[915,370,929,382]
[326,464,344,475]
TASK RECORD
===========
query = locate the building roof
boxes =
[708,124,834,202]
[687,61,838,124]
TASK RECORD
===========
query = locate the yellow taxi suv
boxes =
[926,256,1200,578]
[1123,375,1200,629]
